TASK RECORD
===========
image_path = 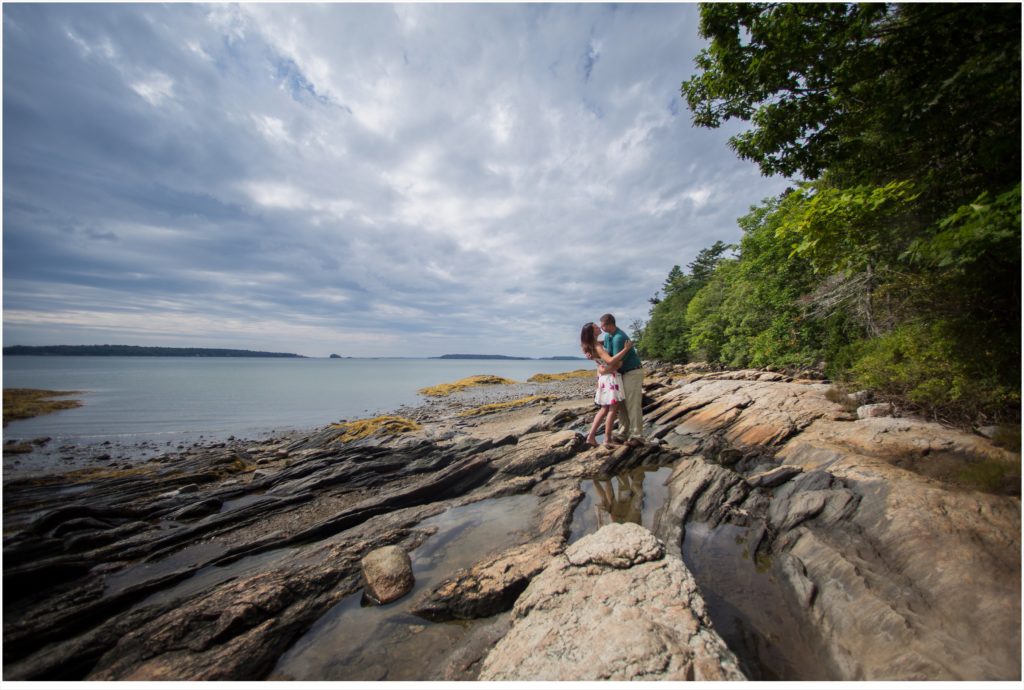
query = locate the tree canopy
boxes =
[637,2,1020,425]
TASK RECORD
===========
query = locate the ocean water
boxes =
[2,356,589,445]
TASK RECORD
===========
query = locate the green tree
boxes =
[682,3,1021,206]
[639,274,702,362]
[677,2,1020,421]
[687,240,732,283]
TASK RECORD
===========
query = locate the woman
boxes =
[580,322,634,448]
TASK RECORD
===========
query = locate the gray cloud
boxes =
[3,3,789,357]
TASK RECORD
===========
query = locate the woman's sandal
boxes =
[585,439,599,447]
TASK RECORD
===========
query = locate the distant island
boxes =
[436,354,585,360]
[3,345,305,358]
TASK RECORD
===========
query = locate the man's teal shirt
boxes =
[603,329,642,373]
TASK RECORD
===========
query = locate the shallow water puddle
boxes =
[568,465,825,680]
[568,465,674,543]
[270,493,540,681]
[217,492,269,513]
[128,544,306,611]
[104,540,230,596]
[681,521,826,680]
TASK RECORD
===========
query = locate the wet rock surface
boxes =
[3,365,1019,681]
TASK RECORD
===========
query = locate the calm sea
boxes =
[2,356,589,446]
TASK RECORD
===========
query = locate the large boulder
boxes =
[479,523,745,681]
[361,545,414,604]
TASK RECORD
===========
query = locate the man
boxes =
[599,313,644,446]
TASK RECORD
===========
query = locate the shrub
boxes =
[847,320,1019,424]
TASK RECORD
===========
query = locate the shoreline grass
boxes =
[458,395,556,417]
[331,415,422,443]
[3,388,83,427]
[527,369,593,383]
[418,375,518,397]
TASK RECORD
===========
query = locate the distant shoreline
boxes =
[434,354,585,361]
[2,345,304,358]
[3,346,586,360]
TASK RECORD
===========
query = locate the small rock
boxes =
[746,465,803,488]
[4,442,33,454]
[977,426,999,440]
[361,545,414,604]
[849,390,872,403]
[177,484,200,494]
[32,437,52,446]
[95,454,112,461]
[857,403,893,419]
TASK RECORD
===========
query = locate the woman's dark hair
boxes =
[580,322,598,359]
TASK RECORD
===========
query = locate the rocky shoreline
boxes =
[3,365,1020,680]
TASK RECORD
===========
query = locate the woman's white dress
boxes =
[594,368,625,406]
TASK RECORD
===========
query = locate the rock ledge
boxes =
[480,523,745,681]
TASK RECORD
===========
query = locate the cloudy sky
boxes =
[3,3,789,358]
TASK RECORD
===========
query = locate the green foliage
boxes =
[683,3,1021,204]
[846,320,1020,423]
[687,240,731,283]
[684,2,888,178]
[957,456,1020,497]
[652,2,1022,424]
[687,198,840,369]
[992,425,1022,454]
[777,181,920,274]
[684,261,735,363]
[903,183,1021,272]
[639,279,701,362]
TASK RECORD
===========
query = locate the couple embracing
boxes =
[579,313,645,448]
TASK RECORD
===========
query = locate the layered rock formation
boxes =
[2,367,1019,681]
[641,367,1020,680]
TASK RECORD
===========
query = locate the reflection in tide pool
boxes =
[568,465,673,543]
[569,462,828,680]
[270,493,539,681]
